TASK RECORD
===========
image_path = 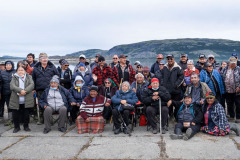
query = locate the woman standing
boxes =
[9,65,34,133]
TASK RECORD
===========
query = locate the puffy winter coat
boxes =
[57,67,72,89]
[111,90,138,108]
[131,81,149,102]
[150,61,160,74]
[1,61,16,95]
[72,70,93,88]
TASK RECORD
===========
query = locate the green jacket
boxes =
[9,73,34,109]
[185,82,211,100]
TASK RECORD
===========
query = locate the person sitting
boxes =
[76,86,111,134]
[98,78,117,123]
[72,62,93,89]
[142,78,171,134]
[168,94,203,140]
[183,60,199,87]
[69,76,89,123]
[39,75,76,134]
[57,59,72,90]
[111,81,138,134]
[201,91,240,136]
[9,65,34,133]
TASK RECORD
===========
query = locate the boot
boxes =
[183,128,193,140]
[170,128,183,140]
[162,126,167,134]
[230,123,240,136]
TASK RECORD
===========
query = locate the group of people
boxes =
[0,52,239,140]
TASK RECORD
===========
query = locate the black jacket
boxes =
[142,85,171,107]
[1,61,16,95]
[162,62,184,94]
[150,61,160,74]
[171,101,203,124]
[195,61,205,73]
[154,70,163,85]
[57,67,72,89]
[32,61,59,91]
[178,61,187,71]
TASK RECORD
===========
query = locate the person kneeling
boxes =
[76,86,111,134]
[168,94,203,140]
[39,75,76,134]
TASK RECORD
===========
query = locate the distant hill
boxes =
[0,55,24,59]
[65,38,240,60]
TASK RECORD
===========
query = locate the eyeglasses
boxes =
[159,64,164,65]
[157,58,163,60]
[208,65,213,68]
[167,58,173,61]
[206,97,214,100]
[105,82,111,84]
[209,58,214,60]
[137,66,142,68]
[113,58,118,59]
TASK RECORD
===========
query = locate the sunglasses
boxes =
[209,58,214,60]
[206,97,214,100]
[105,82,111,84]
[159,64,164,65]
[64,65,69,66]
[137,66,142,68]
[167,58,173,61]
[208,65,213,68]
[113,58,118,59]
[157,58,163,59]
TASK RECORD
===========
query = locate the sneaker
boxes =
[170,134,183,140]
[13,128,20,133]
[24,127,31,132]
[58,127,67,132]
[152,128,158,134]
[123,127,129,134]
[114,128,121,134]
[183,128,193,141]
[43,128,51,134]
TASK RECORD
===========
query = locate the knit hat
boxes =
[61,59,69,65]
[90,85,98,92]
[229,56,237,64]
[206,91,215,98]
[39,53,48,60]
[151,78,159,83]
[159,60,166,64]
[50,75,59,84]
[143,66,149,72]
[98,56,105,62]
[79,62,86,68]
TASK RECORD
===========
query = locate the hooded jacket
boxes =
[72,69,93,88]
[32,61,59,91]
[1,61,16,95]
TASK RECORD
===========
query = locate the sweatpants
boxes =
[44,106,67,130]
[146,106,168,130]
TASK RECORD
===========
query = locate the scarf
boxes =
[75,87,81,92]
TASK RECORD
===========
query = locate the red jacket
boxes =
[80,94,111,120]
[92,64,112,86]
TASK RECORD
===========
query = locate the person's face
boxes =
[5,64,12,70]
[136,75,144,84]
[104,81,111,87]
[27,56,33,63]
[95,57,99,63]
[206,97,215,105]
[159,63,164,70]
[79,66,85,71]
[151,81,159,89]
[120,57,126,64]
[76,80,83,85]
[229,62,236,68]
[167,57,175,65]
[137,66,143,72]
[206,64,213,72]
[187,63,194,70]
[208,57,214,63]
[221,62,227,68]
[62,64,69,70]
[17,67,26,76]
[79,57,86,63]
[143,71,149,77]
[0,65,5,71]
[199,58,206,63]
[180,56,188,63]
[99,60,105,66]
[191,75,200,85]
[113,56,119,63]
[50,82,58,88]
[122,83,129,92]
[40,57,48,65]
[184,97,192,105]
[90,90,98,98]
[157,54,164,62]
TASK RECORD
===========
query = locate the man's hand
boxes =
[191,122,196,126]
[120,100,127,105]
[85,117,90,123]
[152,96,159,100]
[132,88,136,92]
[44,105,48,109]
[153,92,159,96]
[236,87,240,93]
[77,103,80,107]
[71,102,76,106]
[167,100,172,107]
[105,103,110,107]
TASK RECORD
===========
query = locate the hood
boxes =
[5,60,15,71]
[73,75,85,87]
[164,62,181,71]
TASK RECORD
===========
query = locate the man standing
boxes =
[150,54,164,74]
[207,54,220,70]
[27,53,37,68]
[195,54,207,72]
[73,54,91,74]
[110,55,119,69]
[90,54,100,71]
[178,53,188,71]
[232,53,240,67]
[112,54,136,87]
[221,57,240,123]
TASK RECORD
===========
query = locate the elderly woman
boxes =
[9,66,34,133]
[111,81,138,134]
[98,78,117,122]
[201,91,240,136]
[183,60,199,86]
[69,76,89,123]
[76,86,111,134]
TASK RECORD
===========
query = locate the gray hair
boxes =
[187,59,194,64]
[190,72,199,79]
[121,81,131,91]
[135,73,144,79]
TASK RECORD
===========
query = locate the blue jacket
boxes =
[69,86,89,104]
[150,61,160,74]
[111,90,138,108]
[72,70,93,88]
[199,69,225,96]
[39,86,75,110]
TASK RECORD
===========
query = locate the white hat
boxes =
[79,54,86,59]
[208,54,215,58]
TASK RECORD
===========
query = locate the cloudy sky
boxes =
[0,0,240,57]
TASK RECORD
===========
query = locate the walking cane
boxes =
[119,78,123,90]
[159,97,162,134]
[36,97,41,124]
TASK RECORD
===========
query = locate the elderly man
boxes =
[77,85,111,134]
[150,54,164,74]
[185,73,211,105]
[39,75,76,134]
[92,56,112,86]
[168,94,203,140]
[207,54,220,70]
[73,54,91,74]
[112,54,136,87]
[131,73,149,103]
[178,53,188,71]
[142,78,171,134]
[232,53,240,67]
[221,57,240,123]
[142,66,154,83]
[195,54,207,72]
[110,55,119,69]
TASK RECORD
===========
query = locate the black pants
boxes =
[1,94,11,113]
[0,98,4,117]
[12,104,30,129]
[216,92,225,109]
[146,106,168,129]
[112,109,130,129]
[226,93,240,119]
[170,93,181,118]
[70,105,79,123]
[175,122,201,138]
[103,106,112,120]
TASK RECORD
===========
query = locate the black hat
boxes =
[98,56,105,62]
[199,54,206,58]
[184,93,192,98]
[166,54,174,58]
[119,54,128,58]
[90,85,98,92]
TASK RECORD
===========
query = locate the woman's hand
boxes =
[20,90,27,96]
[120,100,127,105]
[105,103,110,107]
[219,129,224,134]
[85,117,90,123]
[167,100,172,107]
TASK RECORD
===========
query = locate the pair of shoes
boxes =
[58,127,67,132]
[13,128,20,133]
[24,127,31,132]
[123,127,129,134]
[114,128,121,134]
[43,128,51,134]
[152,128,158,134]
[230,123,240,136]
[170,134,183,140]
[183,128,193,141]
[235,119,240,123]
